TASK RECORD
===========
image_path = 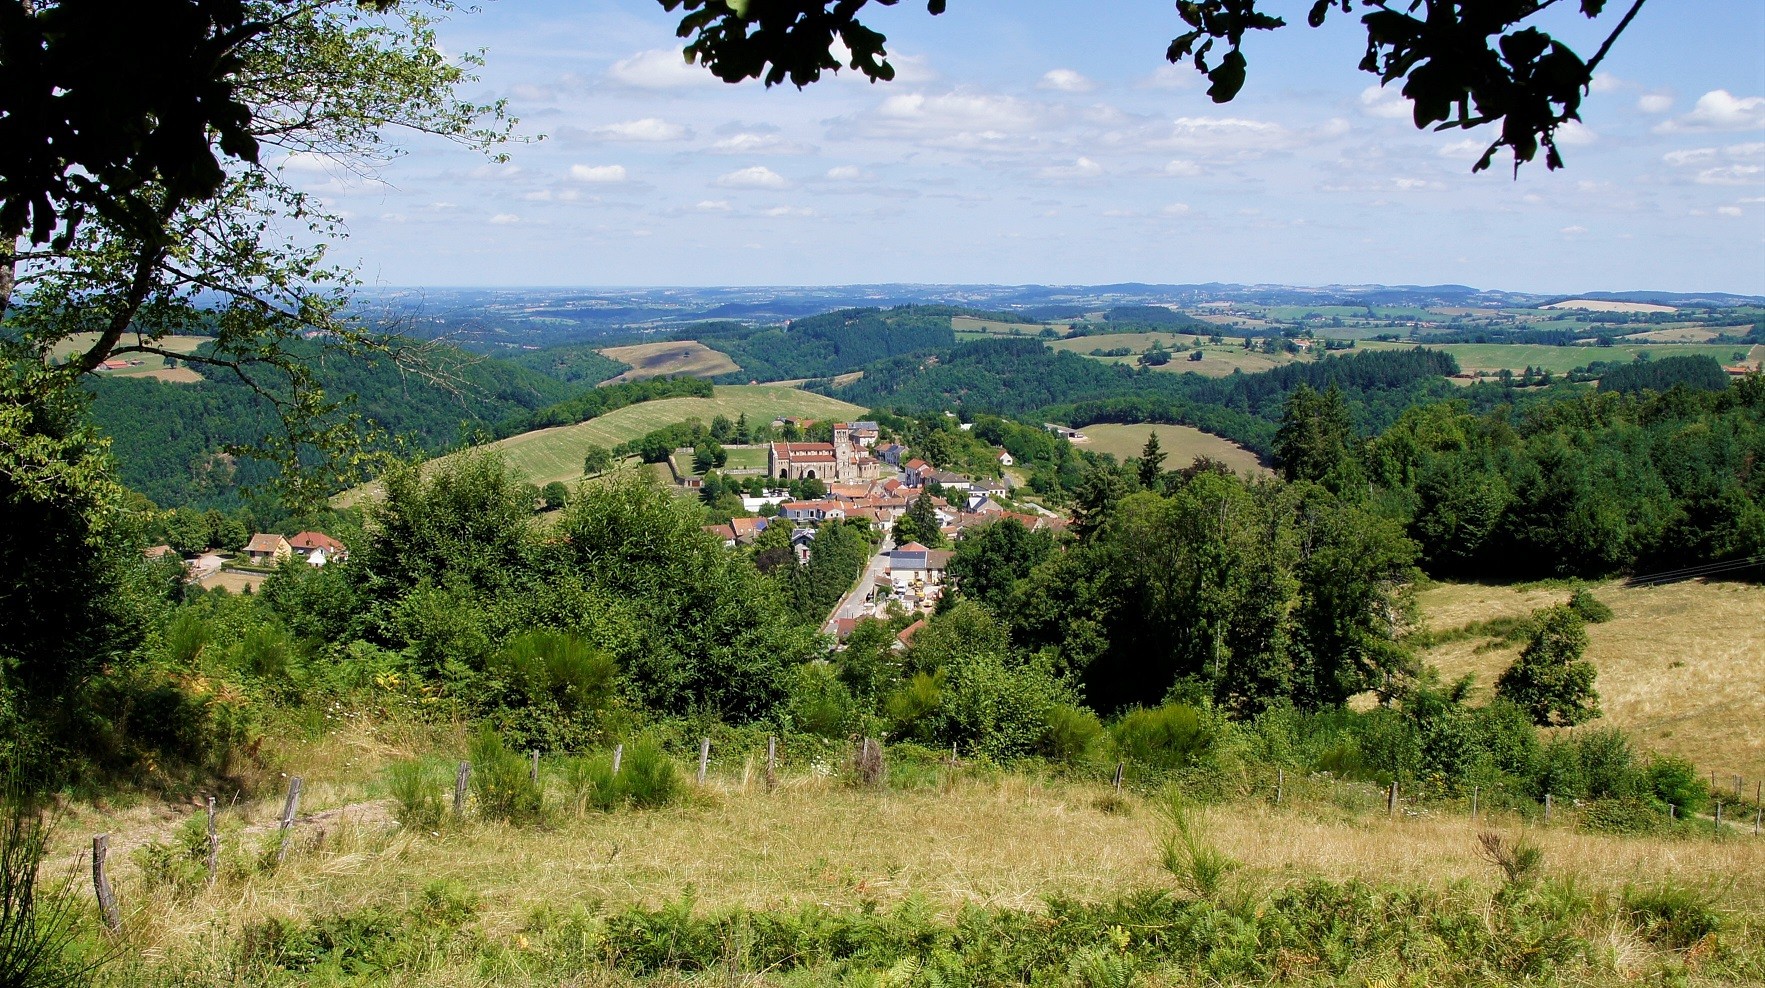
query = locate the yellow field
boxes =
[1079,422,1271,476]
[1542,299,1677,313]
[1418,579,1765,782]
[597,340,740,383]
[1053,332,1316,378]
[951,315,1069,335]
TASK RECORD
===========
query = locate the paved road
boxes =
[823,535,893,635]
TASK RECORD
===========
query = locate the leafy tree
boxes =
[582,444,615,476]
[945,518,1054,613]
[659,0,1649,173]
[1497,606,1601,727]
[1273,383,1354,483]
[893,493,944,548]
[540,481,569,511]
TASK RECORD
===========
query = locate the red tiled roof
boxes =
[897,619,926,646]
[244,533,287,554]
[288,531,344,553]
[895,541,929,552]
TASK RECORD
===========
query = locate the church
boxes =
[769,423,881,483]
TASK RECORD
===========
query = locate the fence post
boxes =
[697,737,711,786]
[530,750,540,786]
[1715,801,1723,835]
[1669,803,1676,820]
[1112,762,1124,794]
[1388,780,1398,818]
[1471,787,1479,822]
[275,776,303,865]
[765,736,777,793]
[611,744,623,777]
[454,762,471,818]
[92,835,120,932]
[1544,792,1552,824]
[1736,776,1745,801]
[205,797,219,885]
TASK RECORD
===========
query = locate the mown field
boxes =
[1361,340,1758,375]
[49,332,214,380]
[1079,422,1271,476]
[484,386,862,488]
[951,315,1070,338]
[1052,331,1317,378]
[1418,579,1765,784]
[598,340,741,383]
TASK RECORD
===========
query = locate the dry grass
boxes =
[1079,422,1271,476]
[1419,579,1765,782]
[197,570,266,593]
[598,341,740,383]
[69,767,1765,961]
[1541,300,1678,314]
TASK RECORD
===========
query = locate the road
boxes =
[823,535,893,636]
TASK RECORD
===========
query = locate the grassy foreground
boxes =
[47,725,1765,987]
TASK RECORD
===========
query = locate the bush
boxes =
[1040,703,1105,764]
[467,730,544,825]
[386,759,447,831]
[1644,755,1708,815]
[1155,787,1237,899]
[1624,884,1722,949]
[1580,797,1668,836]
[782,663,858,739]
[621,741,684,809]
[1112,705,1218,772]
[1567,588,1613,624]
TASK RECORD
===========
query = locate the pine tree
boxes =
[1137,432,1166,490]
[1496,606,1601,726]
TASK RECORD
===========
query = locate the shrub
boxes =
[1567,588,1613,624]
[467,730,544,825]
[1112,704,1217,771]
[133,812,214,896]
[1039,703,1105,764]
[1581,797,1668,836]
[1573,727,1639,801]
[782,663,858,739]
[386,759,447,831]
[1624,884,1722,950]
[1644,755,1708,815]
[621,741,684,810]
[0,779,86,987]
[1478,831,1542,885]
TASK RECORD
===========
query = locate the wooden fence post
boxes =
[1669,803,1676,820]
[765,736,777,793]
[1112,762,1124,794]
[1736,776,1744,801]
[697,737,711,786]
[275,777,303,865]
[611,744,623,776]
[205,797,219,885]
[1275,768,1284,805]
[1543,792,1552,824]
[1471,787,1479,822]
[530,750,540,786]
[1388,780,1398,818]
[92,835,120,932]
[454,762,471,817]
[1715,801,1723,835]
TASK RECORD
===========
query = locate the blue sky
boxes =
[299,0,1765,294]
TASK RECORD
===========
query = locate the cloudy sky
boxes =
[302,0,1765,294]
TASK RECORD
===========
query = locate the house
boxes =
[902,458,934,488]
[243,533,291,565]
[826,483,873,502]
[848,421,881,447]
[703,523,738,548]
[930,470,971,493]
[781,500,847,523]
[769,423,882,483]
[877,442,909,466]
[288,531,347,563]
[728,516,770,543]
[894,618,927,650]
[1044,423,1087,441]
[996,449,1015,466]
[974,477,1010,497]
[965,493,1004,514]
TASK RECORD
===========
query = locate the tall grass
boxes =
[386,759,447,830]
[0,773,90,987]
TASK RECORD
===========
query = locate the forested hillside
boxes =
[687,305,957,382]
[87,341,573,509]
[829,337,1458,455]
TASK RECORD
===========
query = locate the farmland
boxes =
[1079,422,1271,476]
[49,332,213,380]
[1360,340,1758,375]
[1418,579,1765,784]
[1052,331,1318,377]
[597,340,741,383]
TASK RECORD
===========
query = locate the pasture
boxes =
[597,340,741,383]
[48,333,214,382]
[1079,422,1271,476]
[1055,331,1317,378]
[1418,578,1765,784]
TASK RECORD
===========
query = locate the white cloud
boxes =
[1162,203,1191,216]
[1039,69,1094,93]
[1660,90,1765,132]
[1359,86,1411,120]
[1393,177,1443,191]
[570,164,628,183]
[1150,116,1310,158]
[1696,164,1763,185]
[763,206,813,217]
[608,49,714,89]
[1560,225,1588,235]
[1555,120,1597,146]
[488,213,520,225]
[1137,64,1194,90]
[716,166,791,189]
[590,118,689,142]
[696,200,732,212]
[277,152,333,173]
[1717,205,1744,217]
[470,163,524,181]
[1437,137,1487,158]
[858,90,1047,147]
[1664,147,1718,167]
[710,133,814,155]
[825,165,866,181]
[1637,93,1674,115]
[1589,72,1625,95]
[522,188,583,203]
[1164,159,1201,177]
[1039,156,1104,180]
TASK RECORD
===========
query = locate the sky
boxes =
[296,0,1765,294]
